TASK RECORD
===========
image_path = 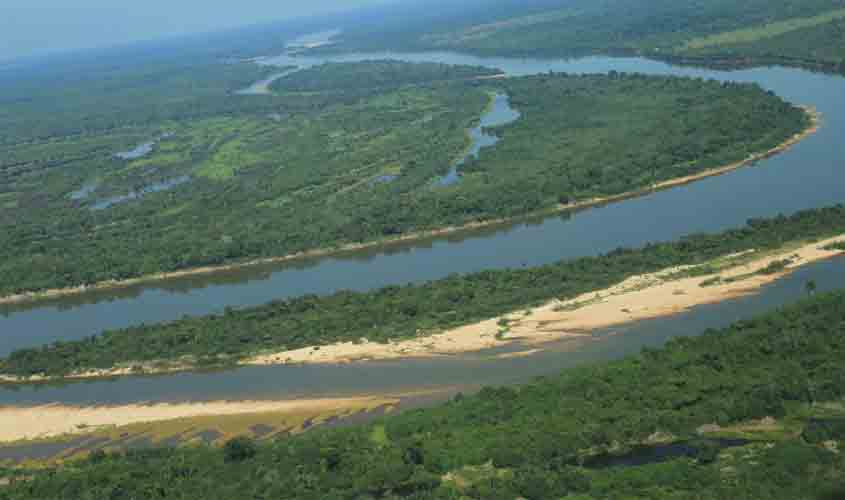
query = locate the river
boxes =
[1,52,844,405]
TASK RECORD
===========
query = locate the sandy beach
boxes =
[0,237,840,444]
[0,396,395,443]
[246,233,844,366]
[0,107,819,307]
[1,232,840,385]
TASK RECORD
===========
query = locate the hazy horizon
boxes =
[0,0,397,62]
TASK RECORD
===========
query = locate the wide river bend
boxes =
[1,53,844,405]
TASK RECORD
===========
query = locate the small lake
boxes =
[116,142,155,160]
[91,175,191,210]
[582,438,751,468]
[438,92,521,186]
[235,68,299,95]
[114,132,173,160]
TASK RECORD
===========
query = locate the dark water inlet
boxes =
[583,438,751,468]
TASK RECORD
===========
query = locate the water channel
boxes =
[437,92,521,186]
[1,52,844,406]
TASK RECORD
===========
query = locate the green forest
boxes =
[674,11,845,71]
[0,69,807,297]
[4,203,843,378]
[270,61,501,92]
[332,0,845,71]
[5,2,845,497]
[5,290,845,499]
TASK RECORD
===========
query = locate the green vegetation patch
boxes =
[269,60,501,93]
[336,0,845,59]
[6,289,845,499]
[0,71,808,297]
[682,8,845,50]
[3,203,844,378]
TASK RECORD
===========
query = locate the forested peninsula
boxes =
[3,203,843,380]
[0,69,811,301]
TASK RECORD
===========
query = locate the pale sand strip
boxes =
[1,233,841,384]
[0,396,394,443]
[246,234,844,366]
[0,108,820,307]
[0,241,840,443]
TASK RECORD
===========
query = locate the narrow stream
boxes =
[437,92,521,186]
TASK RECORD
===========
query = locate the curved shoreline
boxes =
[244,234,844,367]
[2,231,841,385]
[0,108,820,308]
[0,395,398,444]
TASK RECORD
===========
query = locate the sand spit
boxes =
[246,234,844,367]
[0,396,395,443]
[1,234,841,385]
[0,108,820,307]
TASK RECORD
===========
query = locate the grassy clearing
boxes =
[423,8,579,46]
[681,8,845,50]
[0,399,396,465]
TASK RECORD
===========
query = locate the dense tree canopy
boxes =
[5,289,845,499]
[334,0,845,71]
[0,70,808,297]
[269,60,501,93]
[3,203,843,378]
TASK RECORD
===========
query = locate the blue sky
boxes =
[0,0,392,61]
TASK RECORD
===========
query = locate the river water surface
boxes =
[1,52,844,405]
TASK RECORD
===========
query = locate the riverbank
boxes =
[244,234,844,366]
[0,107,819,308]
[0,396,397,444]
[6,230,838,385]
[657,53,845,75]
